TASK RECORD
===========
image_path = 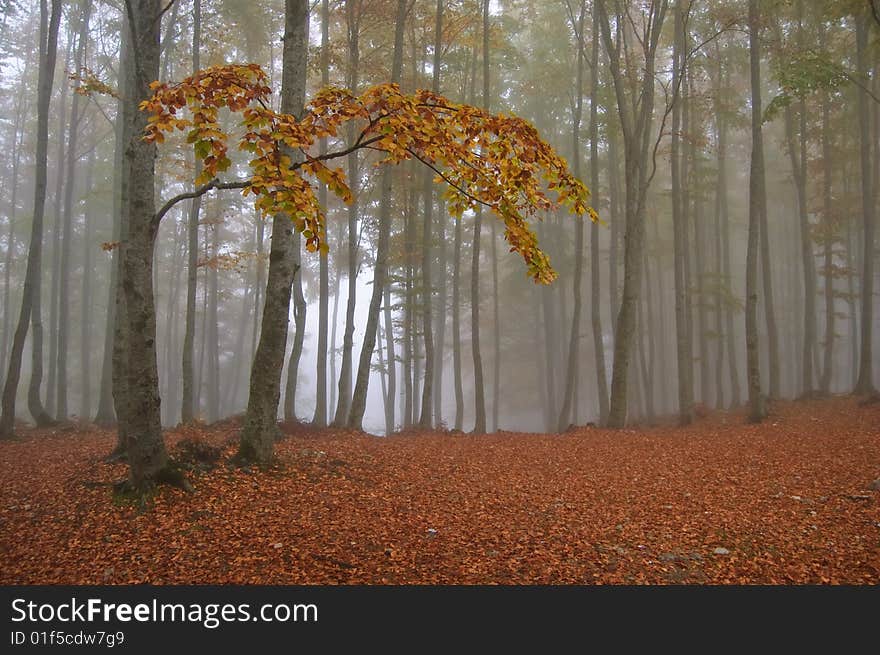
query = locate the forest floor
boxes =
[0,396,878,584]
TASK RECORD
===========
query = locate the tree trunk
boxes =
[80,149,95,420]
[783,96,817,396]
[819,85,834,394]
[589,9,609,425]
[95,24,128,430]
[671,3,693,425]
[284,229,306,420]
[854,11,876,395]
[0,0,61,438]
[1,61,30,388]
[180,0,202,424]
[332,1,361,426]
[557,0,586,433]
[238,0,308,464]
[115,0,169,488]
[57,0,90,421]
[597,0,668,428]
[469,0,491,435]
[347,0,408,431]
[746,0,766,422]
[313,0,330,427]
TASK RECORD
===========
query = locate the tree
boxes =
[239,0,309,463]
[746,0,766,422]
[181,0,202,424]
[596,0,669,428]
[671,1,694,425]
[347,0,409,432]
[143,68,590,465]
[853,8,876,395]
[0,0,61,438]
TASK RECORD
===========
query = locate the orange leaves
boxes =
[0,398,879,584]
[142,65,597,282]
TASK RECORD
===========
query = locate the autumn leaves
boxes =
[141,63,594,283]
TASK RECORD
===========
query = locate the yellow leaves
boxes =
[143,63,594,283]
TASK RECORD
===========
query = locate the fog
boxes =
[0,0,877,439]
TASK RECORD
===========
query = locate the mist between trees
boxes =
[0,0,877,489]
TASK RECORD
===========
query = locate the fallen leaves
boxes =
[0,397,877,585]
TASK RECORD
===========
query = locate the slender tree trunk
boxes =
[332,2,361,426]
[715,55,740,408]
[418,0,444,429]
[2,63,30,387]
[207,217,220,422]
[238,0,308,464]
[313,0,330,427]
[557,0,586,432]
[854,11,876,395]
[671,3,693,425]
[47,30,71,419]
[80,149,95,420]
[347,0,408,430]
[746,0,766,422]
[0,0,61,438]
[469,0,491,435]
[95,25,128,430]
[820,86,835,394]
[598,0,668,428]
[57,0,91,421]
[783,97,816,396]
[181,0,201,424]
[589,10,609,425]
[383,284,396,433]
[284,229,306,420]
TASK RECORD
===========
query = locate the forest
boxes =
[0,0,878,586]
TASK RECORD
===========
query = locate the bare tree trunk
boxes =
[115,0,170,488]
[820,84,835,394]
[80,149,95,420]
[47,30,71,419]
[452,204,464,431]
[347,0,408,431]
[207,217,220,422]
[284,229,306,420]
[332,1,361,426]
[783,92,817,395]
[417,0,444,429]
[746,0,766,422]
[238,0,308,464]
[671,3,693,425]
[377,283,393,430]
[1,62,30,387]
[95,25,128,430]
[598,0,668,428]
[469,0,491,435]
[313,0,330,428]
[57,0,92,421]
[854,11,876,395]
[0,0,61,438]
[557,0,586,432]
[589,9,609,425]
[181,0,201,424]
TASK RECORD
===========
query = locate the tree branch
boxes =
[152,178,250,228]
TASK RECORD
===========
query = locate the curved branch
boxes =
[152,178,250,229]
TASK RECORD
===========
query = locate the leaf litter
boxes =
[0,397,877,584]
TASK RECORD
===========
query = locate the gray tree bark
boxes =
[238,0,309,463]
[347,0,409,430]
[746,0,766,422]
[0,0,61,438]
